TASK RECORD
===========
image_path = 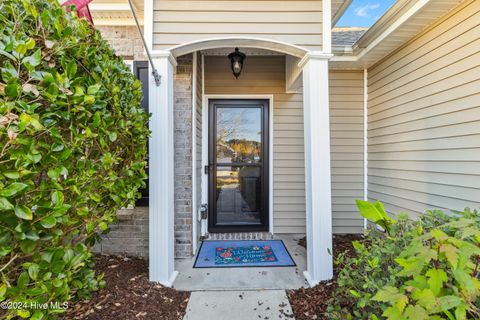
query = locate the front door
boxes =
[208,99,269,232]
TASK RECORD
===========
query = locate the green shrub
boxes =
[327,204,416,319]
[0,0,149,318]
[328,202,480,320]
[373,208,480,319]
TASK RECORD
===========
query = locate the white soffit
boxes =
[93,0,348,28]
[330,0,464,69]
[90,0,144,26]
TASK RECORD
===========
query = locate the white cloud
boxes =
[355,3,381,17]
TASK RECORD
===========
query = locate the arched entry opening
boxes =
[168,37,308,58]
[148,38,333,289]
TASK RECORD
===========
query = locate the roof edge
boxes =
[353,0,418,50]
[332,0,353,26]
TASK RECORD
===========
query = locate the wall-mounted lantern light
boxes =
[228,48,246,79]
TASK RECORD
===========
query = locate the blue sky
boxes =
[336,0,397,28]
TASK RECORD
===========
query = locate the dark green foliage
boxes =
[328,213,416,319]
[0,0,149,318]
[373,208,480,320]
[328,204,480,320]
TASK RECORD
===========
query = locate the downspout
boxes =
[363,68,368,230]
[127,0,161,86]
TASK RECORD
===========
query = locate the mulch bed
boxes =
[288,234,362,320]
[66,255,190,320]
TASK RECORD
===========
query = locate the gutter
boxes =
[353,0,421,49]
[332,0,352,26]
[331,0,431,64]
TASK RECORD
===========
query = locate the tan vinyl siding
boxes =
[152,0,323,51]
[204,56,365,233]
[330,70,365,233]
[367,0,480,217]
[205,55,306,233]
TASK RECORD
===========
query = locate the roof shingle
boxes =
[332,27,368,46]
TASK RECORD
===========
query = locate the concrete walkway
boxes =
[174,235,308,291]
[183,290,295,320]
[178,235,303,319]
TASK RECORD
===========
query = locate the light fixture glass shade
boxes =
[228,48,246,79]
[233,61,242,74]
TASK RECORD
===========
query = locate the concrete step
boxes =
[206,232,275,240]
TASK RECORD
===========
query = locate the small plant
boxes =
[356,200,396,235]
[373,209,480,319]
[327,214,414,319]
[328,202,480,320]
[0,0,149,318]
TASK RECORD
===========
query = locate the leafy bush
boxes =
[327,201,416,319]
[373,208,480,319]
[0,0,149,318]
[328,202,480,320]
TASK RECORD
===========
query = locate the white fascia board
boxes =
[332,0,352,26]
[92,17,143,26]
[331,0,431,64]
[89,3,131,11]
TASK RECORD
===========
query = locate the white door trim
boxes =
[191,53,198,254]
[202,94,275,234]
[200,55,208,237]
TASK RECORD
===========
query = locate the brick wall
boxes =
[93,207,149,257]
[93,23,195,258]
[174,54,194,258]
[94,55,195,259]
[95,26,145,60]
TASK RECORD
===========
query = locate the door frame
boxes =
[202,95,274,234]
[208,99,269,232]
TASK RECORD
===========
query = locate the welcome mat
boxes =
[194,240,296,268]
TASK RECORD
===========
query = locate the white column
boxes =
[299,52,333,286]
[148,51,178,286]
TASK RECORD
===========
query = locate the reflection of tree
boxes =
[216,108,261,163]
[229,139,260,162]
[217,108,246,142]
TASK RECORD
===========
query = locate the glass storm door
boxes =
[208,100,269,232]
